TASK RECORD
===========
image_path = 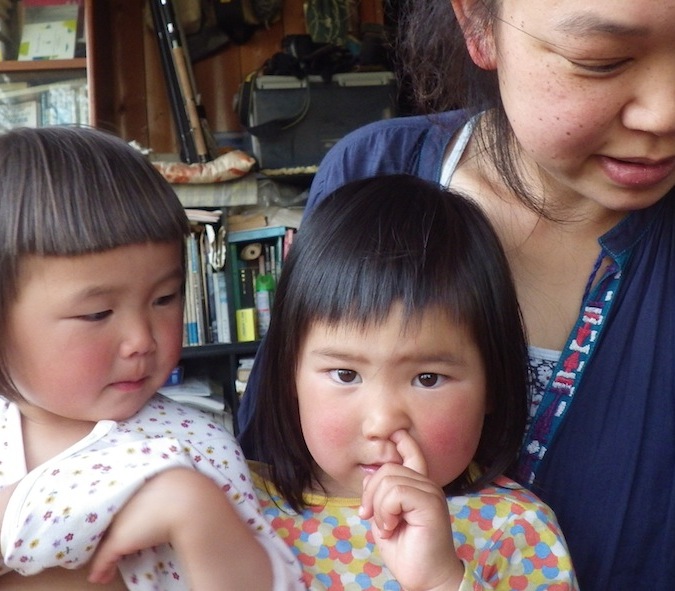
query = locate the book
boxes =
[227,211,267,232]
[184,231,204,345]
[18,4,79,60]
[0,99,38,129]
[238,266,256,309]
[227,226,293,342]
[0,0,21,60]
[235,308,257,342]
[212,269,231,343]
[0,78,88,129]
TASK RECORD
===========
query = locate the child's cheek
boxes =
[420,417,483,485]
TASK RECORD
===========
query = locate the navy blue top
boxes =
[238,111,675,590]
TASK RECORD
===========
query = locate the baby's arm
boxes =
[359,430,464,591]
[89,468,272,591]
[0,483,16,572]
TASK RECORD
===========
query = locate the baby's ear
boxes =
[451,0,498,70]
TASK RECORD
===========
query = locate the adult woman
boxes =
[239,1,675,588]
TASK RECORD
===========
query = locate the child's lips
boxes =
[360,460,401,474]
[110,377,148,393]
[360,464,383,475]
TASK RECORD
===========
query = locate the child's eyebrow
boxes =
[311,348,467,366]
[554,13,649,37]
[71,266,184,301]
[311,348,363,362]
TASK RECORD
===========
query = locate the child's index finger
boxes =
[390,430,427,476]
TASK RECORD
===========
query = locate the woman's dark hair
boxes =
[252,174,528,511]
[395,0,541,212]
[0,126,189,400]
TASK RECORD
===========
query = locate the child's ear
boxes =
[451,0,498,70]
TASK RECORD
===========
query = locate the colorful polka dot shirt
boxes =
[251,464,578,591]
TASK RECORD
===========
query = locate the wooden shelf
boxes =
[181,341,260,359]
[0,58,87,73]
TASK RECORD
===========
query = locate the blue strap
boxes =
[516,251,624,485]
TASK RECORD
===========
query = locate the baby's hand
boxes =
[359,431,464,591]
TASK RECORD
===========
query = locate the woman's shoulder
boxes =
[307,109,469,211]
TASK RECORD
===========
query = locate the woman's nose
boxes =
[622,61,675,136]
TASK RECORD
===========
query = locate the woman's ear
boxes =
[451,0,497,70]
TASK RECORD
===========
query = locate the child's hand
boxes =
[88,468,273,591]
[359,430,464,591]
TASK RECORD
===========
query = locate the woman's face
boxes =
[482,0,675,214]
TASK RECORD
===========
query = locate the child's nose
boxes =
[120,317,157,357]
[361,386,412,440]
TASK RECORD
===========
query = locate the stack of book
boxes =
[184,208,232,346]
[0,0,82,61]
[182,208,297,347]
[228,225,295,342]
[0,1,88,130]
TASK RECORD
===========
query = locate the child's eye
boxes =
[77,310,112,322]
[413,373,445,388]
[329,369,361,384]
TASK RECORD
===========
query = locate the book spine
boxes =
[185,234,200,345]
[236,308,257,342]
[199,228,213,343]
[214,270,231,343]
[192,231,206,344]
[283,228,295,260]
[205,264,217,343]
[238,266,256,309]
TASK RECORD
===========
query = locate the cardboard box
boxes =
[244,71,398,170]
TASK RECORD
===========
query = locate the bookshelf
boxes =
[180,341,260,433]
[0,0,117,130]
[176,218,296,431]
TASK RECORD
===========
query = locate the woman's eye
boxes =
[329,369,361,384]
[413,373,444,388]
[568,58,630,74]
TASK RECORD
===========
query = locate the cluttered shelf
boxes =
[179,341,260,435]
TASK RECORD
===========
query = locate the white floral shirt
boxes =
[0,395,303,590]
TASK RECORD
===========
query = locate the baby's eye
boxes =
[329,369,361,384]
[413,373,445,388]
[155,291,181,306]
[77,310,112,322]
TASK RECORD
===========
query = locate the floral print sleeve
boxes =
[0,396,303,591]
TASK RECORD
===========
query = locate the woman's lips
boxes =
[599,156,675,188]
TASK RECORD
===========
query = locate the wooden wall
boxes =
[105,0,386,155]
